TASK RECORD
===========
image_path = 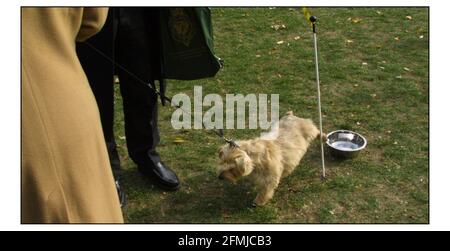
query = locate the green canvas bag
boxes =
[159,7,223,80]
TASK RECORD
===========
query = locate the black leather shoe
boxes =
[115,180,127,208]
[138,162,180,191]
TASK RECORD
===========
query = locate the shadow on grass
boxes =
[121,167,281,223]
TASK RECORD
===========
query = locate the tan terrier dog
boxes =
[217,111,320,206]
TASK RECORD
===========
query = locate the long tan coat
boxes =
[21,7,123,223]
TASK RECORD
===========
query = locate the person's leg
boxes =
[76,9,126,206]
[76,9,121,181]
[116,7,179,190]
[118,77,161,165]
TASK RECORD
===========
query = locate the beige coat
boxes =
[21,7,123,223]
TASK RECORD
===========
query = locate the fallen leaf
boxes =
[346,39,354,43]
[419,35,424,39]
[271,24,286,31]
[394,37,400,41]
[354,84,359,87]
[376,11,383,15]
[350,17,362,24]
[294,36,301,40]
[379,66,385,70]
[362,62,368,66]
[371,93,377,98]
[276,40,284,45]
[119,136,126,140]
[255,54,261,58]
[406,15,413,20]
[173,137,185,144]
[396,75,403,79]
[403,67,412,72]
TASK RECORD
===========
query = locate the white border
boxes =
[3,0,449,231]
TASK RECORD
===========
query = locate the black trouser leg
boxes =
[116,8,161,167]
[118,76,161,166]
[76,9,121,180]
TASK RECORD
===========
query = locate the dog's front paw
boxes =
[253,197,269,207]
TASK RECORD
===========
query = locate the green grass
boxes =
[114,7,429,223]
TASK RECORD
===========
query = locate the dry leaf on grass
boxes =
[348,17,362,24]
[271,24,286,31]
[173,137,185,144]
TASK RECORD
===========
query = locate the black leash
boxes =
[84,41,239,148]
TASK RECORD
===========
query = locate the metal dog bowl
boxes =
[326,130,367,158]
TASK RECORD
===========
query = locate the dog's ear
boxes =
[235,153,253,176]
[218,145,227,159]
[218,148,224,159]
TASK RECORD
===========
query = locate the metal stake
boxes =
[310,16,326,179]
